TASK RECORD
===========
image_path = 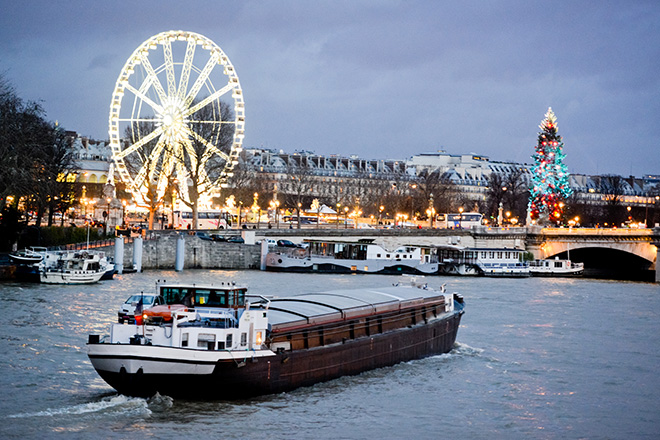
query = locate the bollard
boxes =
[175,234,185,272]
[114,237,124,274]
[133,236,143,273]
[260,239,269,271]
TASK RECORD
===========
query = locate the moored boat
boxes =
[9,247,48,265]
[529,257,584,277]
[87,278,464,399]
[266,239,440,275]
[437,246,530,277]
[40,250,111,284]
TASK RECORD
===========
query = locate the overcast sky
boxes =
[1,1,658,177]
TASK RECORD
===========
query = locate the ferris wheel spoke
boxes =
[185,83,234,117]
[138,52,168,104]
[133,141,167,190]
[116,118,160,123]
[162,40,177,98]
[123,83,164,114]
[185,51,220,107]
[187,128,231,162]
[115,126,165,160]
[178,40,196,99]
[180,139,201,170]
[156,155,176,195]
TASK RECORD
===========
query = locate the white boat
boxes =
[39,250,111,284]
[266,239,440,275]
[438,246,530,277]
[530,258,584,277]
[9,247,48,265]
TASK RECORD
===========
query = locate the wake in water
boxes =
[8,394,152,419]
[427,341,484,361]
[451,341,485,356]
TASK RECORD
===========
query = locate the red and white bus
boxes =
[174,210,232,230]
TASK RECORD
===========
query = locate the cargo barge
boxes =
[87,278,464,399]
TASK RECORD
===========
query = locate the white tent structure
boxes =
[304,204,337,215]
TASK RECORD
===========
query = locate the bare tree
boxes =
[123,121,170,229]
[416,169,458,219]
[485,169,528,223]
[598,174,628,226]
[34,125,78,227]
[281,161,315,228]
[169,100,235,228]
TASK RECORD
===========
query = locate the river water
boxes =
[0,270,659,440]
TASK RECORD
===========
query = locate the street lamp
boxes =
[275,200,280,228]
[344,206,349,229]
[297,202,302,229]
[458,207,464,229]
[336,203,341,229]
[104,197,111,235]
[428,193,434,228]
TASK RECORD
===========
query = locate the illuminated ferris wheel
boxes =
[108,30,245,205]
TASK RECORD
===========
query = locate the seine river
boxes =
[0,270,659,440]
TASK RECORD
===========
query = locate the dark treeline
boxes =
[0,74,80,250]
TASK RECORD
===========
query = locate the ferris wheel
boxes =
[108,30,245,205]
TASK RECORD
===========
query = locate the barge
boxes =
[87,278,464,399]
[266,239,440,275]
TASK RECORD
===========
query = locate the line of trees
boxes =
[1,74,80,250]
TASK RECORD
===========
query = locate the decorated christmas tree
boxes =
[528,107,572,223]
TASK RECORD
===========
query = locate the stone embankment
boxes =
[98,231,262,271]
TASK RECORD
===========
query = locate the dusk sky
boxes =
[1,1,658,177]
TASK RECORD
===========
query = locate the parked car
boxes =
[118,294,164,323]
[227,236,244,243]
[210,234,227,242]
[195,231,212,241]
[277,239,297,247]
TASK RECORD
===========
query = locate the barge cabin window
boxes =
[160,286,247,308]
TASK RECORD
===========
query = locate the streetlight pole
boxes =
[458,207,464,229]
[276,201,280,229]
[429,193,434,229]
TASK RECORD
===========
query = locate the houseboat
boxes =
[87,278,465,399]
[266,239,440,275]
[437,246,530,277]
[529,257,584,276]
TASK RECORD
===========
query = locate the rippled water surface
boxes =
[1,270,659,439]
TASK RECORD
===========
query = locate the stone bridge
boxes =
[525,227,658,265]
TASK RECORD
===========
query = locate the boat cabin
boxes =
[159,284,247,309]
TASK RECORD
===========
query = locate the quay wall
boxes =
[97,232,262,271]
